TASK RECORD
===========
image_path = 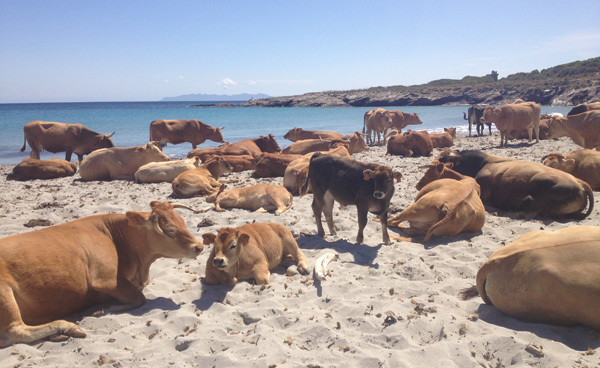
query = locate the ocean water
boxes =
[0,102,572,165]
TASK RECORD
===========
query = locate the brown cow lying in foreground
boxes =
[202,223,309,285]
[171,156,233,198]
[283,127,343,142]
[542,149,600,190]
[206,183,293,214]
[461,226,600,329]
[387,130,433,157]
[0,201,202,346]
[301,153,402,244]
[388,161,485,242]
[7,158,77,181]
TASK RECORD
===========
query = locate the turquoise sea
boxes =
[0,102,573,165]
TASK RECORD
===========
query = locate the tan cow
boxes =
[461,226,600,329]
[283,127,344,141]
[206,183,293,214]
[204,154,255,172]
[429,127,456,148]
[187,143,231,161]
[542,149,600,190]
[201,223,309,285]
[149,119,224,150]
[282,132,367,155]
[21,121,114,162]
[252,153,302,178]
[480,102,541,147]
[134,156,200,183]
[7,158,77,181]
[387,109,423,132]
[79,142,170,181]
[0,201,202,346]
[388,161,485,242]
[283,146,351,195]
[190,135,281,158]
[387,130,433,157]
[171,156,233,198]
[363,108,393,145]
[546,110,600,149]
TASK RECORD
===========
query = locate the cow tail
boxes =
[21,131,27,152]
[299,153,320,196]
[573,182,594,220]
[459,285,479,300]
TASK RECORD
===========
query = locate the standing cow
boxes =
[21,121,114,163]
[463,105,491,136]
[480,102,540,147]
[149,119,225,150]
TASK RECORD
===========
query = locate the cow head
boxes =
[347,132,369,154]
[125,201,203,258]
[204,156,234,178]
[202,228,249,270]
[143,142,170,162]
[363,166,402,199]
[480,106,499,124]
[416,161,454,190]
[210,127,225,143]
[541,152,575,173]
[545,116,568,139]
[444,127,456,138]
[283,127,300,141]
[255,134,282,153]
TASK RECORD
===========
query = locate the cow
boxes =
[436,149,594,218]
[252,153,302,178]
[0,201,202,346]
[219,135,282,157]
[430,127,456,148]
[201,223,309,285]
[134,156,200,183]
[171,156,233,198]
[463,105,491,136]
[283,146,351,195]
[149,119,224,150]
[300,153,402,244]
[387,109,423,133]
[480,102,541,147]
[567,102,600,116]
[7,158,77,181]
[363,108,393,145]
[79,142,170,181]
[542,149,600,190]
[283,132,367,155]
[388,161,485,242]
[205,183,293,215]
[386,130,433,157]
[21,121,114,163]
[187,143,231,161]
[283,127,344,142]
[460,226,600,330]
[545,110,600,149]
[197,154,256,172]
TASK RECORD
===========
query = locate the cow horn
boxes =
[172,203,200,213]
[220,127,225,130]
[108,131,116,137]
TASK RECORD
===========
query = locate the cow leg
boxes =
[487,124,492,136]
[65,150,73,162]
[355,204,369,244]
[323,191,337,236]
[527,127,533,143]
[30,148,40,160]
[311,193,326,237]
[94,276,146,314]
[379,210,391,245]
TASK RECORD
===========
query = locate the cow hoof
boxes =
[66,327,87,338]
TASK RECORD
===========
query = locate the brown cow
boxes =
[387,130,433,157]
[387,109,423,132]
[201,223,309,285]
[21,121,114,163]
[430,127,456,148]
[508,115,552,140]
[480,102,541,147]
[7,158,77,181]
[134,156,200,183]
[461,226,600,329]
[171,157,233,198]
[542,149,600,190]
[223,135,282,157]
[252,153,302,178]
[283,127,343,142]
[201,154,255,172]
[206,183,293,214]
[546,110,600,149]
[187,143,231,161]
[301,153,402,244]
[282,131,367,155]
[567,102,600,116]
[79,142,170,181]
[363,108,393,145]
[0,201,202,346]
[388,161,485,242]
[149,119,224,150]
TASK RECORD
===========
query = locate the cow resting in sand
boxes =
[205,183,293,214]
[171,156,233,198]
[149,119,224,150]
[201,223,309,285]
[7,158,77,181]
[134,156,201,183]
[542,149,600,190]
[301,153,402,244]
[0,201,202,346]
[21,121,114,163]
[461,226,600,330]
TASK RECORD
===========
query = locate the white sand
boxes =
[0,133,598,367]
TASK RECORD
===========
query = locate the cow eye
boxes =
[229,241,237,250]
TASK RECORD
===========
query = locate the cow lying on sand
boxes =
[0,201,202,346]
[388,161,485,242]
[436,149,594,218]
[283,127,344,142]
[542,149,600,190]
[134,156,200,183]
[202,223,309,285]
[301,153,402,244]
[7,158,77,181]
[387,130,433,157]
[171,156,233,198]
[205,183,293,214]
[461,226,600,330]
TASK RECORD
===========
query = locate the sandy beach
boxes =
[0,133,598,367]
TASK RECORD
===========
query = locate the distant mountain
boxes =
[161,93,270,102]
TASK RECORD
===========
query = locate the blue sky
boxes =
[1,0,599,103]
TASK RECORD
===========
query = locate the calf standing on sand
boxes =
[301,153,402,244]
[202,223,309,285]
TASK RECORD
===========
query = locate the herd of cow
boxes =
[1,100,600,346]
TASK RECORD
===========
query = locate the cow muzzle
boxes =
[373,191,385,199]
[213,257,228,268]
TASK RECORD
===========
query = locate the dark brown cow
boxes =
[567,102,600,116]
[149,119,224,150]
[300,153,402,244]
[252,153,302,178]
[283,127,343,142]
[387,130,433,157]
[21,121,114,163]
[0,201,202,346]
[7,158,77,181]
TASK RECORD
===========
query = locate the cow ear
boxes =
[363,169,374,181]
[238,233,251,247]
[444,162,454,169]
[564,158,576,171]
[393,171,403,183]
[202,233,216,245]
[126,210,148,227]
[435,162,445,172]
